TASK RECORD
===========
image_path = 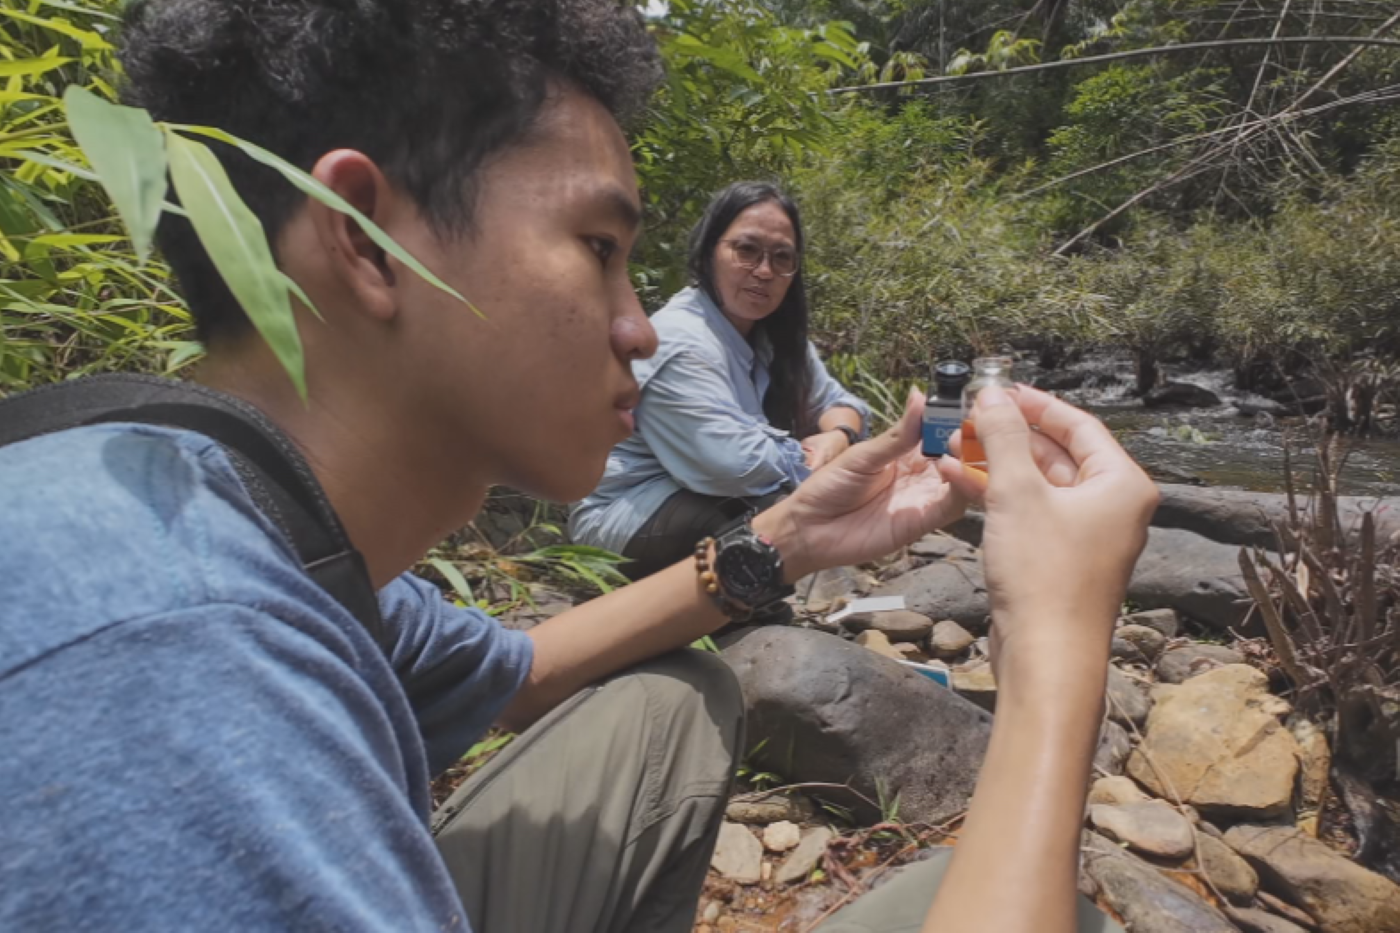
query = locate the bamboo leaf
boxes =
[165,130,306,398]
[428,558,476,606]
[63,86,168,262]
[172,124,482,317]
[0,9,112,50]
[0,57,73,78]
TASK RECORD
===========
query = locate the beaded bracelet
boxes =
[693,536,754,620]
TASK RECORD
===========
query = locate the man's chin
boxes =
[508,454,608,506]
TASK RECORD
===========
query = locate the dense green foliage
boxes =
[2,0,1399,425]
[638,0,1400,424]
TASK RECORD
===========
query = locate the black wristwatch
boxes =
[712,514,795,616]
[833,424,860,448]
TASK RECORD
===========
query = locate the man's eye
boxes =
[588,237,618,266]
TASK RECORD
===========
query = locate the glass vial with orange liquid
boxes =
[960,357,1015,471]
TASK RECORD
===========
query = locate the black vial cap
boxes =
[931,360,972,400]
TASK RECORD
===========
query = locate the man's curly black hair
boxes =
[120,0,662,344]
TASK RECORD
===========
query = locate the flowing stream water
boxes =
[1020,354,1400,498]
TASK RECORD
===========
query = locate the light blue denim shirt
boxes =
[570,286,870,553]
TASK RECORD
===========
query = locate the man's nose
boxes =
[612,294,657,362]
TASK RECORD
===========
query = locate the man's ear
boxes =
[306,150,400,323]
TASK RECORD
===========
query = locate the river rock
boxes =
[1128,665,1300,820]
[1106,663,1153,728]
[1156,643,1246,683]
[1091,801,1196,860]
[775,826,835,885]
[1126,608,1181,639]
[908,533,978,562]
[1288,716,1331,812]
[1034,370,1089,392]
[712,822,763,884]
[1144,381,1223,408]
[928,620,974,659]
[1194,832,1259,905]
[722,627,992,826]
[1226,907,1311,933]
[1089,775,1150,807]
[1083,832,1238,933]
[1257,892,1321,930]
[892,642,928,662]
[762,821,802,853]
[797,566,864,612]
[842,608,934,643]
[1154,484,1400,551]
[1225,824,1400,933]
[869,556,989,633]
[855,629,904,660]
[1128,527,1251,630]
[1095,720,1132,776]
[1118,624,1168,661]
[951,663,997,712]
[726,793,815,826]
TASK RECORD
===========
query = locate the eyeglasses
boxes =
[724,238,799,277]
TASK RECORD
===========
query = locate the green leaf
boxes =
[428,558,476,606]
[172,124,482,317]
[32,0,122,22]
[63,86,168,262]
[0,57,73,78]
[0,9,112,50]
[278,270,323,322]
[165,130,306,398]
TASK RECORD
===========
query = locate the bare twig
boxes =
[826,36,1400,94]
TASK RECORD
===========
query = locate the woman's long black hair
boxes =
[687,181,813,438]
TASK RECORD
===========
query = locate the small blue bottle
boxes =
[922,360,972,458]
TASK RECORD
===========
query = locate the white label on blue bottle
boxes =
[922,410,961,457]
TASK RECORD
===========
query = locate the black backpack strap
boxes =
[0,374,388,651]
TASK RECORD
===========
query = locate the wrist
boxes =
[831,425,859,448]
[751,504,810,584]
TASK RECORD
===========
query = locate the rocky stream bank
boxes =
[484,483,1400,932]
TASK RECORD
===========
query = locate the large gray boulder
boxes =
[868,555,990,633]
[1155,484,1398,550]
[1127,527,1250,630]
[721,627,991,826]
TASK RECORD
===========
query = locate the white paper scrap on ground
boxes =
[825,595,907,626]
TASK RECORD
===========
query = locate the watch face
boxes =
[715,540,776,600]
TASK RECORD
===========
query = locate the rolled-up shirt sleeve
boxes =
[637,350,811,499]
[805,343,872,438]
[379,573,534,775]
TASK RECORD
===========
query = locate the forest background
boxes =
[1,0,1399,598]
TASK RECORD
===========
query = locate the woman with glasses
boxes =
[570,181,870,582]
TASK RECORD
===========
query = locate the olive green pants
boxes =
[431,650,1121,933]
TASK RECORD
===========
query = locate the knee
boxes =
[617,649,746,773]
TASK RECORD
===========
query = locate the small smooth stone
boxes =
[1090,801,1196,860]
[762,820,802,853]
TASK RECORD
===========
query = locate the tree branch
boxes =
[826,36,1400,95]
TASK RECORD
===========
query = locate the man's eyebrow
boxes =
[600,185,643,232]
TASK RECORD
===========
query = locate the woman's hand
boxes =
[800,430,849,471]
[938,386,1159,680]
[754,389,967,580]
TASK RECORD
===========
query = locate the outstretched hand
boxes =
[754,388,968,581]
